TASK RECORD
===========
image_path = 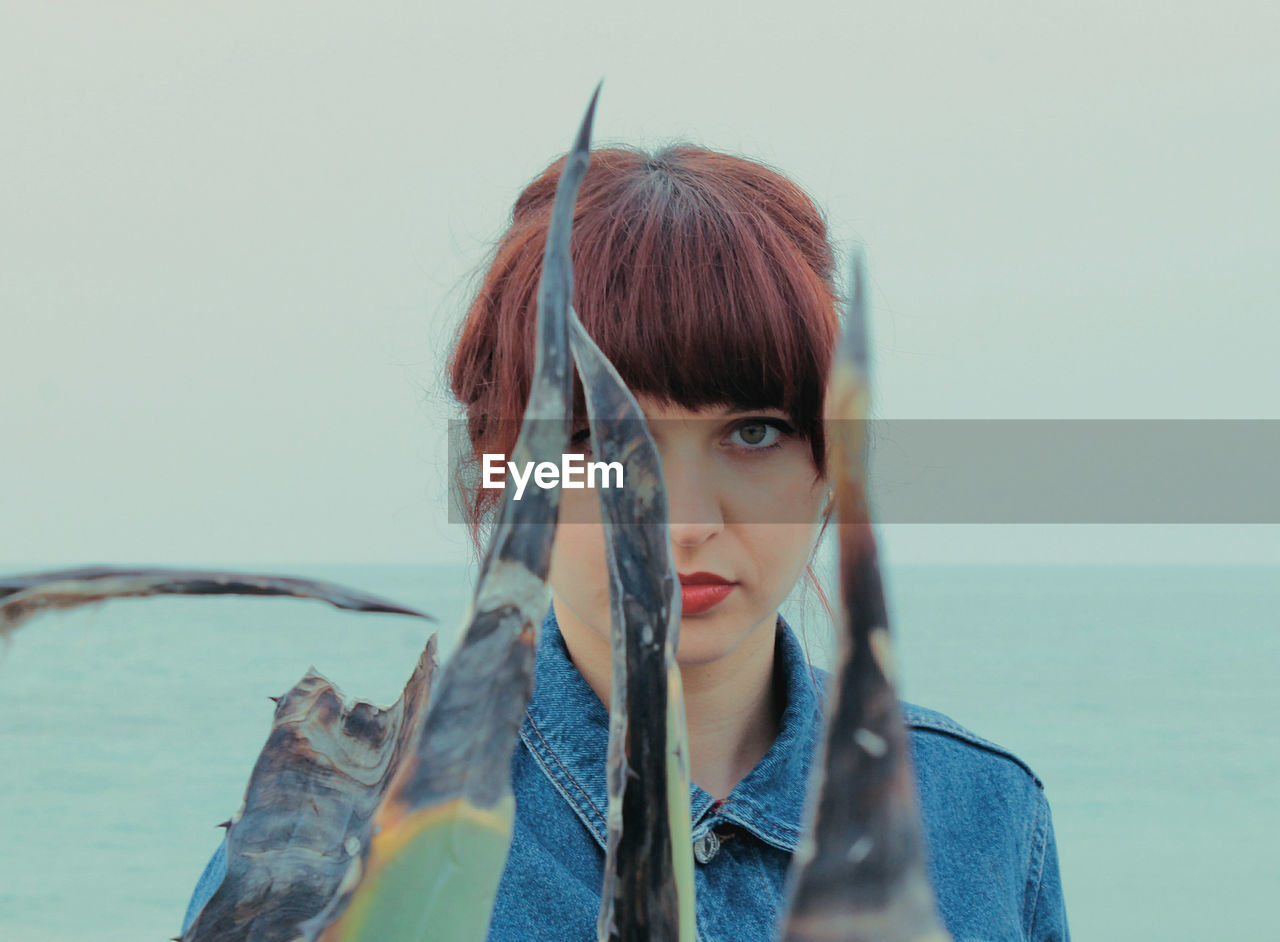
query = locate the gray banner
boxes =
[447,419,1280,524]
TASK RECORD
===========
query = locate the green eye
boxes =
[728,420,786,449]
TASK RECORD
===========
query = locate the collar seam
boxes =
[718,805,800,853]
[522,710,609,839]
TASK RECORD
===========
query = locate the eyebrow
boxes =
[720,406,789,417]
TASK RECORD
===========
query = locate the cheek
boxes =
[741,521,823,597]
[717,446,826,524]
[731,469,827,601]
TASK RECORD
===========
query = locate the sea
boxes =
[0,563,1276,941]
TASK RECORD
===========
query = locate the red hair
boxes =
[448,146,840,540]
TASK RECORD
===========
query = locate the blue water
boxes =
[0,563,1275,940]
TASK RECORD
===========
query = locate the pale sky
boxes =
[3,1,1277,567]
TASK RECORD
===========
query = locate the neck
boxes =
[555,600,783,800]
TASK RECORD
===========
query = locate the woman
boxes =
[182,146,1069,940]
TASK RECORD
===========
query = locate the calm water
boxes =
[0,563,1276,940]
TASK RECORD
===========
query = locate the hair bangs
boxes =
[571,155,836,433]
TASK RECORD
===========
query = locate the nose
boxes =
[661,450,724,548]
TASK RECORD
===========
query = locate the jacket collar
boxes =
[520,606,825,854]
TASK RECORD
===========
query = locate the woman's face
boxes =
[548,395,829,670]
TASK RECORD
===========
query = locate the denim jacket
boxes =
[183,609,1069,941]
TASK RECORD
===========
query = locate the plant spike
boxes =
[183,639,438,942]
[0,565,439,942]
[778,251,951,942]
[568,309,696,942]
[299,86,602,942]
[0,566,431,644]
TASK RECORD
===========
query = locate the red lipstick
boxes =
[678,571,735,615]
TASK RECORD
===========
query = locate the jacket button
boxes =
[693,830,721,864]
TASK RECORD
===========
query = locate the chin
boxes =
[673,612,760,668]
[673,641,729,670]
